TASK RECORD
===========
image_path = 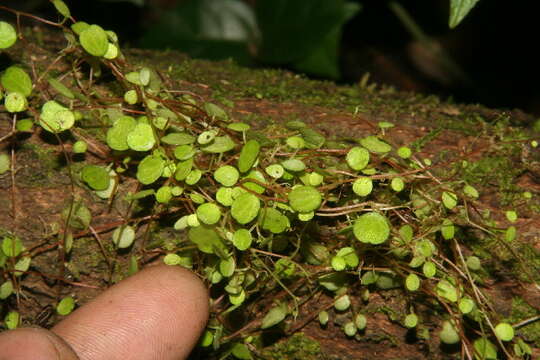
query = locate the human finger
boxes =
[52,264,209,360]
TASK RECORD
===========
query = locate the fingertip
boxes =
[53,264,209,360]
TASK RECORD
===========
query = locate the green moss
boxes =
[260,333,323,360]
[509,297,540,347]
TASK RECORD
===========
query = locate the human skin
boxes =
[0,264,209,360]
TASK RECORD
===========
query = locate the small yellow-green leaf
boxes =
[56,296,75,316]
[137,155,164,185]
[81,165,110,191]
[231,193,260,225]
[442,191,458,210]
[346,147,370,171]
[288,186,321,213]
[261,303,287,329]
[79,24,109,57]
[127,123,156,151]
[238,140,260,173]
[353,212,390,245]
[196,203,221,225]
[214,165,239,187]
[352,177,372,196]
[112,225,136,248]
[0,22,17,49]
[1,66,32,97]
[52,0,71,18]
[359,135,392,153]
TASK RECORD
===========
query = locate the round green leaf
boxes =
[343,321,357,337]
[112,225,135,248]
[197,130,217,145]
[201,135,235,153]
[442,191,458,210]
[494,322,514,341]
[231,193,260,224]
[2,236,23,257]
[463,184,479,199]
[261,303,287,329]
[473,338,497,360]
[355,314,367,330]
[346,147,370,171]
[242,170,266,194]
[214,165,239,187]
[174,159,193,181]
[71,21,90,35]
[188,226,224,254]
[391,177,405,192]
[56,296,75,316]
[334,295,351,311]
[137,155,164,185]
[352,177,372,196]
[404,313,418,328]
[259,208,290,234]
[439,321,460,344]
[405,273,420,291]
[281,158,306,172]
[162,132,196,145]
[227,122,250,132]
[441,219,455,240]
[1,66,32,97]
[204,102,228,121]
[107,116,137,151]
[4,92,27,113]
[466,256,481,271]
[331,256,346,271]
[233,228,252,251]
[238,140,260,173]
[0,153,9,175]
[174,145,195,160]
[318,311,329,326]
[286,136,305,149]
[436,279,458,302]
[505,226,517,242]
[397,146,412,159]
[288,186,321,213]
[72,140,87,154]
[505,210,518,223]
[0,22,17,49]
[4,311,20,329]
[155,186,172,204]
[336,247,359,268]
[458,297,475,314]
[196,203,221,225]
[52,0,71,18]
[39,101,74,133]
[265,164,284,179]
[127,123,156,151]
[353,212,390,245]
[185,168,202,185]
[231,343,251,360]
[0,281,13,300]
[14,256,31,276]
[79,24,109,57]
[419,260,435,277]
[81,165,110,191]
[359,135,392,153]
[216,187,234,206]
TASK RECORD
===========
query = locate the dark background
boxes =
[2,0,540,117]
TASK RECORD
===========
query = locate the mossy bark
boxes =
[0,27,539,359]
